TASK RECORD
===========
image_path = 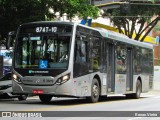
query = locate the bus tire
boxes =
[18,95,28,101]
[87,78,100,103]
[134,80,142,99]
[39,95,52,103]
[126,80,141,99]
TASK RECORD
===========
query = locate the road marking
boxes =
[24,100,108,111]
[24,97,143,111]
[152,96,160,99]
[127,117,142,120]
[23,93,160,111]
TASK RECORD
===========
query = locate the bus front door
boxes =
[107,43,115,92]
[126,48,133,91]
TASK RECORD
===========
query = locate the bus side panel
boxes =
[141,75,150,92]
[73,74,91,97]
[114,74,126,94]
[73,72,108,97]
[13,77,92,97]
[132,74,150,93]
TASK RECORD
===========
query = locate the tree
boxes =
[47,0,99,20]
[0,0,48,45]
[103,3,160,41]
[0,0,99,45]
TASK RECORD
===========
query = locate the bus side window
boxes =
[75,37,87,63]
[116,44,127,74]
[134,47,142,74]
[89,37,101,71]
[73,35,88,77]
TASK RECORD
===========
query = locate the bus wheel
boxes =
[126,80,141,99]
[87,78,100,103]
[39,95,52,103]
[134,80,142,99]
[18,95,28,101]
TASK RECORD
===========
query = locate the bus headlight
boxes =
[12,74,22,83]
[56,74,70,85]
[13,74,17,80]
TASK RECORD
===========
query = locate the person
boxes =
[59,51,68,62]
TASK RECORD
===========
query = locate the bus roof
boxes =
[19,21,153,50]
[19,21,74,26]
[76,23,153,50]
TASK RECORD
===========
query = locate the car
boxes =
[0,73,28,100]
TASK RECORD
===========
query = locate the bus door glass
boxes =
[89,37,101,72]
[73,33,89,77]
[126,47,133,91]
[115,44,127,94]
[106,42,115,92]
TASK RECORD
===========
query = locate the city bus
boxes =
[0,46,12,81]
[0,45,27,100]
[7,21,154,103]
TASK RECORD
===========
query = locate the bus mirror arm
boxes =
[6,31,16,49]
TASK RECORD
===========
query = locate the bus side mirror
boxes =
[79,41,86,57]
[6,31,16,49]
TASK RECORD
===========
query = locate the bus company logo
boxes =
[29,70,34,74]
[1,112,42,117]
[2,112,12,117]
[36,79,41,83]
[28,70,49,74]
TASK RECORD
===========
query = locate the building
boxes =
[54,0,160,65]
[93,0,160,65]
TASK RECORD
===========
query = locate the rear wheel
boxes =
[126,80,141,99]
[87,78,100,103]
[134,80,142,99]
[39,95,52,103]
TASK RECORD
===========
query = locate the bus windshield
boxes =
[15,34,71,69]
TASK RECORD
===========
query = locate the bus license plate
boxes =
[33,89,44,94]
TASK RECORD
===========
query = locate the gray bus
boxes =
[8,21,153,103]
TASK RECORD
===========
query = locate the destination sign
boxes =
[19,24,72,34]
[36,27,57,33]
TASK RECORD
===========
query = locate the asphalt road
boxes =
[0,90,160,119]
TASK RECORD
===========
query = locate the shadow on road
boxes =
[0,95,149,106]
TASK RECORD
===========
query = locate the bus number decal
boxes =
[36,27,57,33]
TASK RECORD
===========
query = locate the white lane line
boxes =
[127,117,142,120]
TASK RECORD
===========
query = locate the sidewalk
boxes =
[141,90,160,97]
[148,90,160,95]
[153,81,160,91]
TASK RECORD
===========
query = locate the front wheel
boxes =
[87,78,100,103]
[18,94,28,101]
[39,95,52,103]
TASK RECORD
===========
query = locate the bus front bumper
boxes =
[12,80,74,97]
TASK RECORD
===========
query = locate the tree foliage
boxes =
[103,3,160,41]
[153,21,160,35]
[47,0,99,19]
[0,0,99,44]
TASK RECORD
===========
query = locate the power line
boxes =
[108,16,153,17]
[130,3,160,5]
